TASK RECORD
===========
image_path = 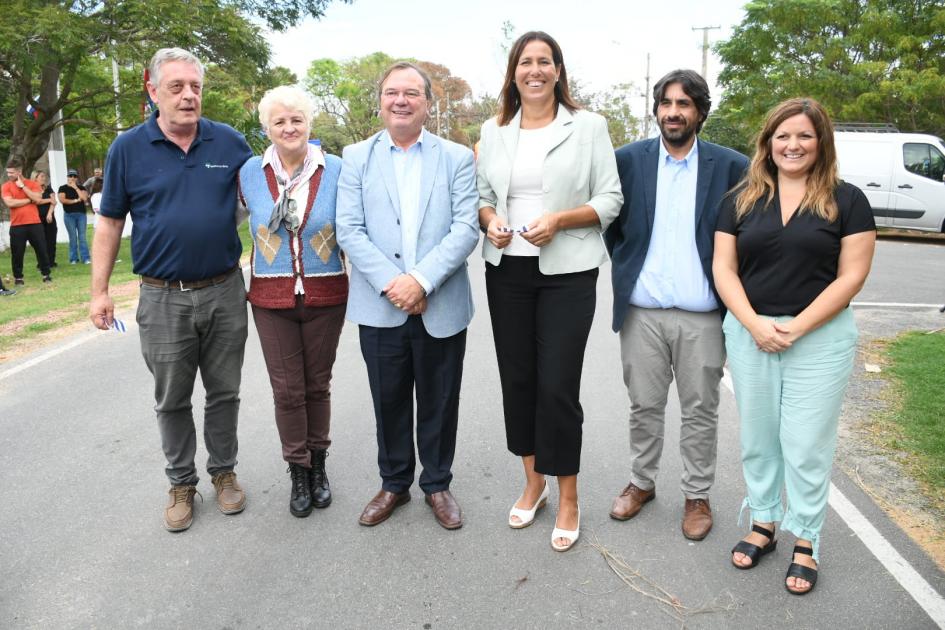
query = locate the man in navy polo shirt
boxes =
[90,47,253,533]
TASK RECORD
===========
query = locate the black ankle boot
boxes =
[288,462,313,517]
[309,448,332,508]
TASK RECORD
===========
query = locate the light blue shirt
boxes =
[629,139,717,311]
[386,130,432,294]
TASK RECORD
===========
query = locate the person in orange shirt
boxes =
[1,157,52,285]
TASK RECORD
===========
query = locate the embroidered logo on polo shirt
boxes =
[204,163,229,169]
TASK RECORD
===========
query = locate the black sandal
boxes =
[731,523,777,570]
[785,545,818,595]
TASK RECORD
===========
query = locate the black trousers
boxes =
[359,317,466,495]
[10,224,50,279]
[485,256,597,476]
[39,218,57,266]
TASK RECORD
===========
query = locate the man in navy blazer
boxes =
[604,69,748,540]
[337,62,479,530]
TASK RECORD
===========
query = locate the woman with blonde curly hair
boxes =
[239,85,348,518]
[713,97,876,594]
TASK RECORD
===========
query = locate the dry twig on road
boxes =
[589,537,738,624]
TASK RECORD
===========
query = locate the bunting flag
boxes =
[142,67,155,119]
[25,97,40,119]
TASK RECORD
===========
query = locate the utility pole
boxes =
[111,57,123,134]
[643,53,651,138]
[691,25,720,79]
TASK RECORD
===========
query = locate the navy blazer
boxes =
[604,137,748,332]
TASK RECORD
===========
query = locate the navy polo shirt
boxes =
[99,111,253,280]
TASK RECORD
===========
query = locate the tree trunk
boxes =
[8,63,61,175]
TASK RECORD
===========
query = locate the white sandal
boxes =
[551,507,580,552]
[508,482,549,529]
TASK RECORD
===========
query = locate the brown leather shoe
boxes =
[424,490,463,530]
[610,482,655,520]
[682,498,713,540]
[211,471,245,515]
[358,490,411,526]
[164,485,198,532]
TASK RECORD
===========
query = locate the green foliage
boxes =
[305,52,481,148]
[885,331,945,492]
[585,83,642,148]
[0,0,343,173]
[305,52,393,146]
[571,79,642,148]
[714,0,945,152]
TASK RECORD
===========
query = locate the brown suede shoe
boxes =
[358,490,411,526]
[211,471,245,515]
[682,498,713,540]
[425,490,463,530]
[610,482,655,520]
[164,485,198,532]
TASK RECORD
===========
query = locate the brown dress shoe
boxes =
[610,482,655,520]
[424,490,463,530]
[164,485,198,532]
[211,471,245,514]
[682,498,713,540]
[359,490,411,526]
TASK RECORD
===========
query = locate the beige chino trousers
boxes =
[619,307,725,499]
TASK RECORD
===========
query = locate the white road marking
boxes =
[829,484,945,626]
[0,325,133,382]
[722,368,945,627]
[852,301,942,308]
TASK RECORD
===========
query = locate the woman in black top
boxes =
[713,98,876,595]
[58,170,90,264]
[32,170,58,268]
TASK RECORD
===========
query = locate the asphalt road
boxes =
[1,238,943,629]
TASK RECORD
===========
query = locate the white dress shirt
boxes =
[386,130,432,294]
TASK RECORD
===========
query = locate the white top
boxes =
[505,126,554,257]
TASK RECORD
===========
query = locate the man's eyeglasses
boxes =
[382,89,424,101]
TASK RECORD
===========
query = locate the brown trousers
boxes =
[251,299,346,466]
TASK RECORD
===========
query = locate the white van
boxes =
[834,128,945,232]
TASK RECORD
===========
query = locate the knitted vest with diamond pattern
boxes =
[239,153,347,309]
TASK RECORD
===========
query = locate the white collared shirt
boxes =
[629,138,717,311]
[385,130,431,294]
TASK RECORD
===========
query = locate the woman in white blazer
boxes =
[477,30,623,552]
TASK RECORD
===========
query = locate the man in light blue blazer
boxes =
[336,62,480,530]
[604,70,748,541]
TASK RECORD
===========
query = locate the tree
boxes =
[571,78,642,147]
[416,61,472,143]
[305,52,395,146]
[582,83,642,148]
[305,53,486,147]
[713,0,945,151]
[0,0,350,173]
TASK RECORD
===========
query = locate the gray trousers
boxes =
[619,307,724,499]
[136,270,248,486]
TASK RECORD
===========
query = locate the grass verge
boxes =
[883,330,945,499]
[0,221,254,360]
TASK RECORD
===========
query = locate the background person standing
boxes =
[1,158,52,285]
[31,170,58,268]
[58,169,90,264]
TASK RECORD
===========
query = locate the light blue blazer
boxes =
[477,107,623,274]
[336,129,480,338]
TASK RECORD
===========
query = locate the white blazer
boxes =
[476,107,623,274]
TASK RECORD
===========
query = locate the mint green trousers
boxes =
[723,307,857,561]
